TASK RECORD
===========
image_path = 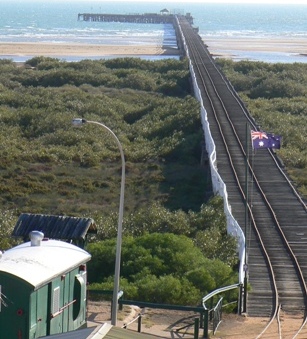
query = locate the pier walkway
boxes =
[177,15,307,324]
[78,12,193,25]
[78,12,307,324]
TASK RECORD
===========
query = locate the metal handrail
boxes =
[202,283,241,310]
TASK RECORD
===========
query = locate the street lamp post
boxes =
[72,118,125,326]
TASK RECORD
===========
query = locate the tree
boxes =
[87,233,237,305]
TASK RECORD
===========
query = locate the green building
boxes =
[0,230,91,338]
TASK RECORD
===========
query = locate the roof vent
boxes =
[29,231,44,247]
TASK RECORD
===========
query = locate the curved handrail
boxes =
[202,283,241,310]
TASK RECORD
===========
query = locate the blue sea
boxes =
[0,0,307,63]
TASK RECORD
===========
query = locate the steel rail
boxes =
[186,31,279,336]
[176,16,307,337]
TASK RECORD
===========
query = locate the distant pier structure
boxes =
[78,10,194,25]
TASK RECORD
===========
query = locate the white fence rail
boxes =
[178,19,245,284]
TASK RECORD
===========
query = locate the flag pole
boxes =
[243,122,249,313]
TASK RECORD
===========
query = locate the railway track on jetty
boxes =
[177,16,307,338]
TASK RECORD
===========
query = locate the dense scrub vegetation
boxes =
[0,56,203,218]
[1,56,305,306]
[0,57,238,306]
[88,232,237,306]
[217,59,307,198]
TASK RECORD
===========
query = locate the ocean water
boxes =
[0,1,306,63]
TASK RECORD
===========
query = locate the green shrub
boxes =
[87,233,237,305]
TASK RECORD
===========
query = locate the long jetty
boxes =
[78,12,194,25]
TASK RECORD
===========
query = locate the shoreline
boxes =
[203,37,307,60]
[0,42,180,60]
[0,37,306,62]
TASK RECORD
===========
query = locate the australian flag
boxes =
[251,130,282,149]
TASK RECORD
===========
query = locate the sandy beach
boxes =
[0,42,180,59]
[0,38,306,60]
[203,37,307,59]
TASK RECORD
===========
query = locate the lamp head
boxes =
[72,118,87,126]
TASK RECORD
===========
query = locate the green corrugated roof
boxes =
[41,324,161,339]
[88,324,159,339]
[45,327,94,338]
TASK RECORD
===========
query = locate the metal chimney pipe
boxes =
[29,231,44,246]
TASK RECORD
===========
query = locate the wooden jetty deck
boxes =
[78,12,194,25]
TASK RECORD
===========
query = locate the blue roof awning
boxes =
[12,213,97,241]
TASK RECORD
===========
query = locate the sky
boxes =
[184,0,307,2]
[117,0,303,2]
[18,0,307,4]
[61,0,307,3]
